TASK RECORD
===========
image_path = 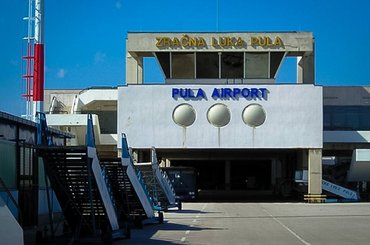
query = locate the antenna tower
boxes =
[22,0,44,121]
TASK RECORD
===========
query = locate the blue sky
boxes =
[1,0,370,116]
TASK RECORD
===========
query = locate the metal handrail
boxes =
[0,177,22,225]
[101,167,118,212]
[136,171,159,210]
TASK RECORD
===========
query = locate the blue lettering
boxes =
[196,88,206,99]
[189,89,196,98]
[172,88,180,98]
[172,87,268,100]
[212,88,220,98]
[172,88,207,100]
[241,88,250,97]
[251,88,259,98]
[233,88,241,97]
[180,88,187,98]
[223,88,233,98]
[260,88,267,98]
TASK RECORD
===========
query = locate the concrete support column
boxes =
[137,56,143,84]
[225,160,231,190]
[159,159,170,168]
[125,49,143,84]
[297,51,314,84]
[158,159,164,167]
[132,150,139,163]
[165,159,171,167]
[308,149,322,195]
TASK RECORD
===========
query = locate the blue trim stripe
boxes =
[121,134,130,158]
[86,114,96,147]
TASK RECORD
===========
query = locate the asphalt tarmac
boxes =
[117,202,370,245]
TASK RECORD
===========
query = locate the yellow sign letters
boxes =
[155,35,284,49]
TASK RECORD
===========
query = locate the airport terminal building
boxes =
[44,32,370,200]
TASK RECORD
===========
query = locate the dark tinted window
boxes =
[221,52,243,78]
[196,52,219,78]
[324,106,370,131]
[172,52,195,79]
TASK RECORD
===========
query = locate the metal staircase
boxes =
[39,147,110,235]
[295,170,359,201]
[37,114,129,242]
[120,134,164,225]
[134,163,165,209]
[134,147,180,210]
[322,179,359,200]
[100,158,149,226]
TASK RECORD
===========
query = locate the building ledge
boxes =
[324,131,370,143]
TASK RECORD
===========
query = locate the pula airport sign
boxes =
[172,87,268,100]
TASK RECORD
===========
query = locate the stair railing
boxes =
[101,167,118,213]
[136,170,160,210]
[161,170,176,195]
[150,147,176,203]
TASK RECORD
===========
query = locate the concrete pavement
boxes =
[117,202,370,245]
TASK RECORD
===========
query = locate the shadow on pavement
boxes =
[115,219,225,244]
[165,209,220,214]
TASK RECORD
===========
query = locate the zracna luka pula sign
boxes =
[172,88,268,100]
[156,35,284,49]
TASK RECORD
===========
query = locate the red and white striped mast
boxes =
[33,0,45,120]
[22,0,44,121]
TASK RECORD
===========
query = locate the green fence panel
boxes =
[0,141,17,188]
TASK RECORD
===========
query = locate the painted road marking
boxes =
[263,208,311,245]
[180,205,207,244]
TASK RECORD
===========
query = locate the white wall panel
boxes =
[118,84,322,149]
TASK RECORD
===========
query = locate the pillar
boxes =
[297,51,314,84]
[165,159,171,167]
[132,150,139,163]
[125,43,143,84]
[308,149,322,195]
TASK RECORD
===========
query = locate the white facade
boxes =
[118,84,322,149]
